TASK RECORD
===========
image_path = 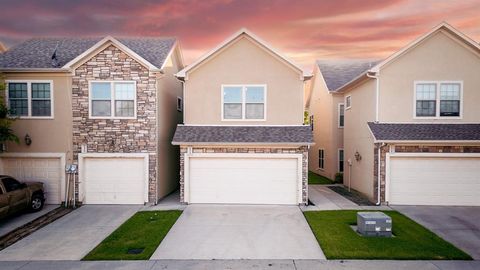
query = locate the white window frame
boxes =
[88,80,137,119]
[177,96,183,112]
[413,81,463,119]
[221,84,267,121]
[345,95,352,110]
[338,103,345,128]
[318,148,325,170]
[338,148,344,173]
[5,80,54,119]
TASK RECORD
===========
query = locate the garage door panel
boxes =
[389,156,480,206]
[189,156,299,205]
[84,156,146,204]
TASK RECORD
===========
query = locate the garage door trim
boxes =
[78,153,149,204]
[385,152,480,204]
[184,152,303,204]
[0,152,66,204]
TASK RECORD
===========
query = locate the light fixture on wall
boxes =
[24,134,32,146]
[354,151,362,161]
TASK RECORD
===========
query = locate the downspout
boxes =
[367,71,380,122]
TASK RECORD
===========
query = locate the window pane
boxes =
[114,83,135,100]
[416,100,436,117]
[416,84,436,100]
[92,100,111,116]
[32,100,51,116]
[346,96,351,107]
[245,86,264,103]
[245,103,264,119]
[115,100,134,117]
[440,100,460,117]
[31,83,50,98]
[9,99,28,116]
[8,83,27,98]
[223,103,242,119]
[223,86,242,103]
[339,104,345,127]
[440,84,460,100]
[91,82,111,99]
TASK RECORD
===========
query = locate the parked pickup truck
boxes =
[0,175,45,219]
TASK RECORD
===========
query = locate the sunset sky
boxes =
[1,0,479,71]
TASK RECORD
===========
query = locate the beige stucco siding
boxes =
[379,30,480,122]
[184,36,304,125]
[156,47,183,199]
[308,66,344,180]
[343,79,376,199]
[3,72,72,160]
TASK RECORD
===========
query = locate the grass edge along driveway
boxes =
[304,210,472,260]
[83,210,182,260]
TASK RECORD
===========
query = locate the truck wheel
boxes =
[30,194,44,212]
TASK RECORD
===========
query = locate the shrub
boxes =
[334,172,344,183]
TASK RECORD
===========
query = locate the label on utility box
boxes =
[386,220,392,223]
[386,228,392,231]
[366,221,376,225]
[375,227,381,231]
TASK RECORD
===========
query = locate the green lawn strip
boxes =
[308,171,333,185]
[83,210,182,260]
[304,210,472,260]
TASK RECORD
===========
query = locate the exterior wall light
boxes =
[24,134,32,146]
[354,151,362,161]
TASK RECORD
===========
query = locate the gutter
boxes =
[0,68,71,73]
[171,142,314,146]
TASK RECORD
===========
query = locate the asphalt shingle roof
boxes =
[172,125,313,145]
[0,37,175,69]
[368,122,480,141]
[317,59,380,91]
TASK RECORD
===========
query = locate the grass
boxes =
[308,171,334,185]
[303,210,472,260]
[83,210,182,260]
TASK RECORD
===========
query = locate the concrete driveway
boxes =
[151,204,325,260]
[393,205,480,260]
[0,205,58,237]
[0,205,139,261]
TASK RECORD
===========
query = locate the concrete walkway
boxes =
[393,205,480,260]
[0,205,58,237]
[0,205,140,261]
[142,190,186,211]
[0,260,478,270]
[151,205,325,260]
[304,185,391,211]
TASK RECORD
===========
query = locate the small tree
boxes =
[0,74,19,150]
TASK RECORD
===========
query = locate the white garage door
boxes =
[83,156,147,204]
[188,156,300,205]
[0,156,63,204]
[389,156,480,206]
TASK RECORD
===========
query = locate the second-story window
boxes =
[7,81,53,118]
[338,103,345,128]
[222,85,266,120]
[415,82,461,118]
[345,95,351,109]
[90,81,136,119]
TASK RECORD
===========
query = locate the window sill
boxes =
[10,116,54,120]
[413,116,463,120]
[89,116,137,120]
[221,119,267,121]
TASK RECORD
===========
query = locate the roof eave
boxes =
[0,68,71,73]
[172,141,314,146]
[373,139,480,144]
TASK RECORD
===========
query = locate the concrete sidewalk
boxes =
[0,260,478,270]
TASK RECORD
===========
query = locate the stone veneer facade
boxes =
[374,144,480,204]
[72,44,158,202]
[179,146,309,204]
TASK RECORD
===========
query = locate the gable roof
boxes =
[176,28,310,79]
[317,59,380,92]
[172,125,313,145]
[336,22,480,92]
[0,36,177,71]
[368,122,480,142]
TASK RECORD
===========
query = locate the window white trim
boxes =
[345,95,352,110]
[413,81,463,119]
[318,148,325,170]
[338,148,344,173]
[338,103,345,128]
[5,80,54,119]
[221,84,267,121]
[177,96,183,112]
[88,80,137,119]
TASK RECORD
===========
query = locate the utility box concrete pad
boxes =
[357,212,392,237]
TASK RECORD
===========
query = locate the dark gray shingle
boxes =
[317,59,380,91]
[172,125,313,145]
[368,122,480,141]
[0,37,175,69]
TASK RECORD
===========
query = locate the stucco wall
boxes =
[379,30,480,122]
[184,36,304,125]
[71,44,158,202]
[3,72,73,161]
